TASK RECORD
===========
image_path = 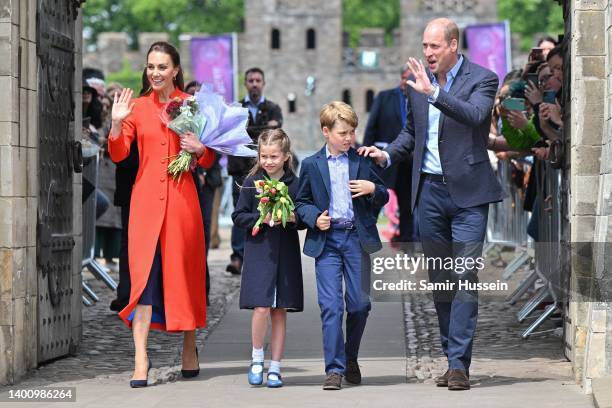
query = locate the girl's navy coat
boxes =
[232,171,304,312]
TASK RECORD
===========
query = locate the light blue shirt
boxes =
[244,94,265,122]
[421,55,464,174]
[326,146,354,222]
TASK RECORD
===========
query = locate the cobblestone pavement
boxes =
[11,229,239,388]
[402,247,572,386]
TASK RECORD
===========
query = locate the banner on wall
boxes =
[189,34,238,102]
[464,21,511,85]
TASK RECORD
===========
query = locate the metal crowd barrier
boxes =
[516,160,564,338]
[81,143,117,306]
[485,159,532,279]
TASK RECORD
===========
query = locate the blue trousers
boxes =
[315,228,371,375]
[417,178,488,372]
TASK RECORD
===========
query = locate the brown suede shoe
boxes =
[447,369,470,391]
[434,370,449,387]
[345,360,361,385]
[323,373,343,390]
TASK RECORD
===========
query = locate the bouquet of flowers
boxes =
[160,96,207,180]
[251,177,295,237]
[160,85,256,181]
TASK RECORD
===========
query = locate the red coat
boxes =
[108,89,215,332]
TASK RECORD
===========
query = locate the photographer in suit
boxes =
[363,64,415,243]
[226,67,283,275]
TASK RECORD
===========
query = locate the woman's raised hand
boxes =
[112,88,135,123]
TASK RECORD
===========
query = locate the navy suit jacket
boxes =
[363,87,409,189]
[385,57,503,210]
[296,146,389,258]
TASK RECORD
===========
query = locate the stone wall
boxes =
[0,0,83,385]
[0,0,40,384]
[567,0,612,393]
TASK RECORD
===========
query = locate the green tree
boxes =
[498,0,564,51]
[343,0,400,47]
[83,0,244,49]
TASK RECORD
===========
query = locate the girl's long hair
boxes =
[140,41,185,96]
[247,128,294,178]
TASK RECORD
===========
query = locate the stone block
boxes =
[97,32,129,74]
[0,22,14,76]
[11,297,25,377]
[0,249,11,296]
[0,76,18,122]
[138,32,170,55]
[598,173,612,216]
[0,325,12,384]
[0,121,17,146]
[11,197,26,247]
[575,11,605,56]
[0,0,11,21]
[574,79,605,146]
[19,39,35,91]
[0,197,11,247]
[585,332,606,378]
[359,28,385,47]
[19,0,35,42]
[572,215,596,242]
[0,294,12,325]
[577,56,606,79]
[11,247,24,299]
[573,145,602,176]
[576,0,607,10]
[574,176,599,216]
[72,182,82,237]
[590,304,607,333]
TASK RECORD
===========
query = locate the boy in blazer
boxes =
[296,102,388,390]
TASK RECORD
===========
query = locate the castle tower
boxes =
[240,0,343,151]
[400,0,497,59]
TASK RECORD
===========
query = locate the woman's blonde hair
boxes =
[247,128,294,178]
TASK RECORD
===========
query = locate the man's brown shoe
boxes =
[434,370,449,387]
[323,373,342,390]
[345,360,361,385]
[447,369,470,391]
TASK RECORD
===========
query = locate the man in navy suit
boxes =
[296,102,388,390]
[363,65,415,242]
[359,18,502,390]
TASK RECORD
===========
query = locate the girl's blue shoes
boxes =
[267,372,283,388]
[248,362,264,385]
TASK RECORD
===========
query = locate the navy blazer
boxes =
[296,146,389,258]
[363,87,410,189]
[385,57,503,210]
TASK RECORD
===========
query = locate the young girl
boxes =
[232,129,304,388]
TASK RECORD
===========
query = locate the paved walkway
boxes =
[0,236,594,407]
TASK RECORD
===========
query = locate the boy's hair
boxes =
[319,101,358,130]
[247,128,295,178]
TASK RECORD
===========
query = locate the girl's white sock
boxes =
[269,360,281,375]
[252,347,264,363]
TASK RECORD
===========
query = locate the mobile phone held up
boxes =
[527,73,539,88]
[529,47,544,62]
[543,91,557,104]
[502,97,526,111]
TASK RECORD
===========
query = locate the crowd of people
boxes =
[83,16,565,393]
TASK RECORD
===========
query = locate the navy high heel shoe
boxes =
[130,359,152,388]
[181,348,200,378]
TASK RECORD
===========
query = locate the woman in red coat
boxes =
[108,42,215,387]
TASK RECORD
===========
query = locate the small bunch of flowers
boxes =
[160,96,207,181]
[251,177,295,237]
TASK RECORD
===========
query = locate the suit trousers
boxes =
[416,177,488,371]
[315,227,371,375]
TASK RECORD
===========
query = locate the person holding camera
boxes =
[226,67,283,275]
